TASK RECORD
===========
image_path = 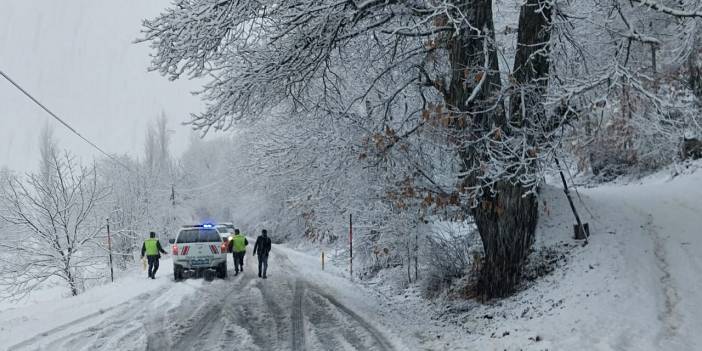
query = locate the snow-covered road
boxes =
[5,245,401,351]
[583,171,702,350]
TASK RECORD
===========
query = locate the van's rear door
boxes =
[176,228,222,266]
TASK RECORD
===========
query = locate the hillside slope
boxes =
[444,166,702,350]
[358,165,702,350]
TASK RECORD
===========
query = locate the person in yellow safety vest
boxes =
[141,232,167,279]
[228,229,248,275]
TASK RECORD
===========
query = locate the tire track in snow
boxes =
[155,258,288,351]
[291,279,305,351]
[308,286,395,351]
[21,271,248,351]
[14,247,398,351]
[304,289,367,350]
[7,308,116,351]
[7,289,170,351]
[625,207,683,348]
[624,204,683,344]
[256,278,292,350]
[233,282,274,351]
[270,247,395,351]
[145,314,170,351]
[164,273,255,351]
[643,214,681,345]
[168,301,225,351]
[50,279,206,351]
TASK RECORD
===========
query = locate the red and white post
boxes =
[349,213,353,280]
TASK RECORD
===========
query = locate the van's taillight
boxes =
[172,244,179,255]
[221,242,228,253]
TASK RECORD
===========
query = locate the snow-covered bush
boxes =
[572,77,701,180]
[422,221,479,298]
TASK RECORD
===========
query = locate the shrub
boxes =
[421,222,478,298]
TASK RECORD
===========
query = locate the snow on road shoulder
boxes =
[0,257,204,349]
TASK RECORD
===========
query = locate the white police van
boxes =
[170,224,228,281]
[215,224,233,242]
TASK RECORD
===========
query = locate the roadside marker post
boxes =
[106,218,114,283]
[349,213,353,280]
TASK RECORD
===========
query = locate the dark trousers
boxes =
[257,253,268,277]
[147,255,160,277]
[233,252,245,272]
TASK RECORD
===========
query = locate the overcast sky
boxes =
[0,0,205,172]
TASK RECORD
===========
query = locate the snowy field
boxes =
[1,165,702,350]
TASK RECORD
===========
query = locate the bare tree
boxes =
[0,146,108,298]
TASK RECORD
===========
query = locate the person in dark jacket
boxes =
[252,229,272,279]
[141,232,167,279]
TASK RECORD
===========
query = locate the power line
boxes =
[0,68,233,196]
[0,68,130,170]
[0,68,247,222]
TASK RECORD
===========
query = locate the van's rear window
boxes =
[176,229,221,243]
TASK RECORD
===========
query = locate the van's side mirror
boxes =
[168,238,175,244]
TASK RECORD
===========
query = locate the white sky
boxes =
[0,0,205,172]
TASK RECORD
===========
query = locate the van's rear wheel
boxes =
[217,262,227,279]
[174,265,183,281]
[204,269,215,281]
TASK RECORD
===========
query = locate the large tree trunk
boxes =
[473,181,538,297]
[447,0,551,298]
[478,0,552,298]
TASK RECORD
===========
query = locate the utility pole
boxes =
[106,218,114,283]
[170,184,176,206]
[349,213,353,280]
[169,184,176,237]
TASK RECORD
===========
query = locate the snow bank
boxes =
[0,258,204,348]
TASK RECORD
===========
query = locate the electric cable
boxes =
[0,68,131,171]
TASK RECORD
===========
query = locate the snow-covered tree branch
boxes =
[0,134,109,298]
